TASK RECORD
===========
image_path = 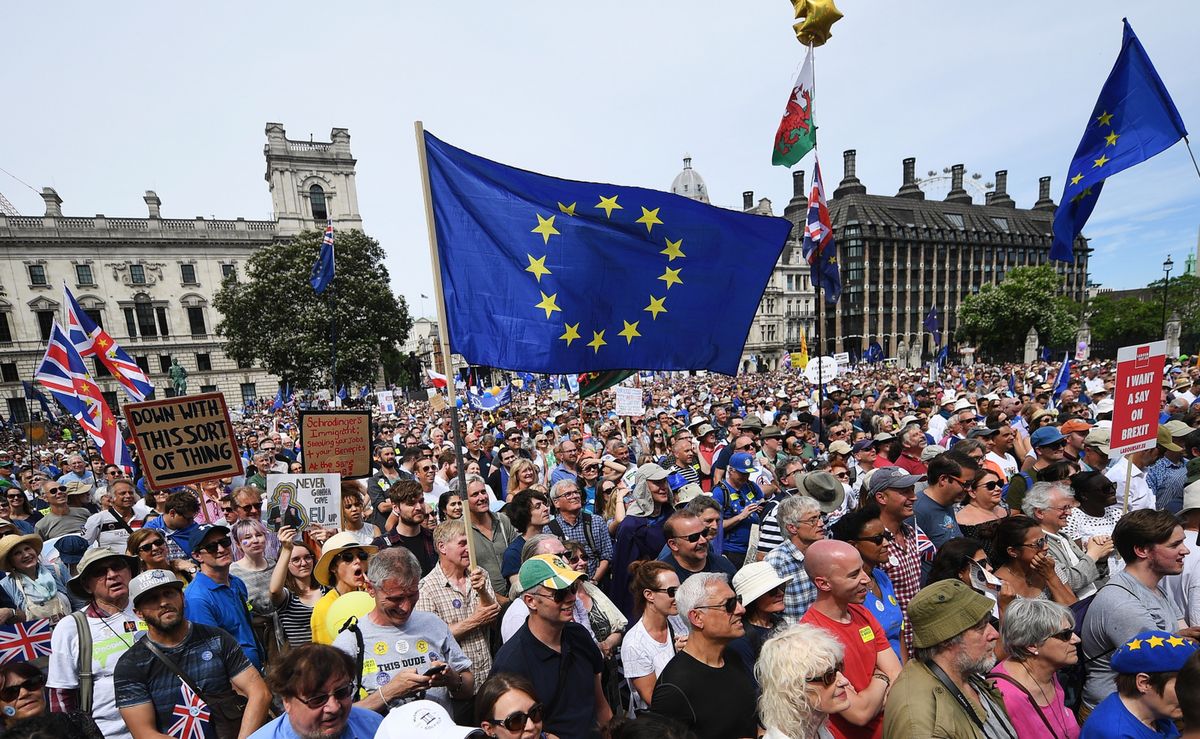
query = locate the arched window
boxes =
[310,185,328,222]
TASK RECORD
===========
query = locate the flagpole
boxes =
[24,375,35,471]
[414,120,478,574]
[1184,137,1200,180]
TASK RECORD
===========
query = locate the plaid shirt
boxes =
[880,520,922,657]
[765,539,817,623]
[417,563,495,684]
[545,512,614,579]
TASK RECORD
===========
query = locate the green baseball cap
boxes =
[517,554,582,594]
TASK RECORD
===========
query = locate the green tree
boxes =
[1085,294,1159,353]
[214,229,411,390]
[956,265,1078,359]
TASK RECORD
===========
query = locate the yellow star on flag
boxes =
[1147,635,1166,648]
[559,323,580,346]
[661,238,685,261]
[1127,639,1143,650]
[595,195,622,218]
[1093,154,1110,168]
[644,295,667,320]
[97,337,109,348]
[531,214,560,244]
[1105,131,1120,146]
[658,266,682,289]
[1070,173,1083,186]
[534,291,561,319]
[618,320,641,344]
[558,202,577,216]
[525,254,551,282]
[636,207,663,234]
[587,330,607,353]
[1169,636,1186,647]
[80,383,92,394]
[1096,111,1113,126]
[1072,187,1094,204]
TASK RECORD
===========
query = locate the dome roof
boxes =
[670,155,709,203]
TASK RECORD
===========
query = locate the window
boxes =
[200,384,218,394]
[187,306,206,336]
[221,263,236,279]
[0,363,17,382]
[0,314,10,344]
[123,307,137,338]
[196,353,212,372]
[310,185,328,221]
[236,356,252,370]
[102,391,120,415]
[944,214,965,230]
[134,295,157,337]
[83,308,103,330]
[992,217,1010,233]
[156,307,170,337]
[28,265,47,286]
[75,264,94,285]
[240,383,257,406]
[6,398,29,424]
[159,355,172,373]
[135,355,150,375]
[36,310,55,341]
[180,264,197,284]
[130,264,146,284]
[92,357,111,377]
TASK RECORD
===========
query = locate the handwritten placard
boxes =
[614,386,644,417]
[125,392,242,489]
[265,473,341,532]
[300,411,372,480]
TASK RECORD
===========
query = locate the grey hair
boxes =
[520,533,561,563]
[463,473,486,489]
[1021,481,1072,517]
[365,547,421,589]
[676,572,728,625]
[776,493,822,530]
[774,456,805,483]
[66,454,85,464]
[1000,598,1074,661]
[551,479,578,500]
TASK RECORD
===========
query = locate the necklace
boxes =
[92,602,135,649]
[1019,661,1069,737]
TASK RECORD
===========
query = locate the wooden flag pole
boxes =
[1122,456,1134,515]
[414,121,478,573]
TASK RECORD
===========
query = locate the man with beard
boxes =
[114,569,271,738]
[883,579,1015,738]
[374,480,437,576]
[548,438,581,487]
[184,523,264,670]
[366,443,404,531]
[800,539,902,739]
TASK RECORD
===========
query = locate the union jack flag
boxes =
[913,522,938,564]
[35,320,134,471]
[800,158,842,304]
[167,682,211,739]
[0,619,54,664]
[64,284,154,401]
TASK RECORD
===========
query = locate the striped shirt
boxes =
[277,587,328,646]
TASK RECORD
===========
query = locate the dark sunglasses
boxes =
[1047,628,1075,642]
[0,673,45,701]
[46,486,67,494]
[196,537,232,554]
[138,539,167,553]
[852,531,895,545]
[418,465,436,472]
[1040,440,1067,450]
[538,581,580,603]
[694,594,741,614]
[808,662,845,687]
[336,550,370,565]
[672,530,707,543]
[736,444,754,451]
[568,552,589,563]
[648,586,679,598]
[295,682,356,709]
[488,702,545,732]
[221,506,233,513]
[975,480,1002,491]
[238,502,263,512]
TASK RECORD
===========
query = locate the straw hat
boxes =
[0,533,42,571]
[314,532,378,586]
[67,547,139,598]
[731,561,793,607]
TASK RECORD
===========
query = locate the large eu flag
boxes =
[423,131,791,375]
[1050,19,1187,262]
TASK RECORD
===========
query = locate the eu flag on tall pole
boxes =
[923,306,942,346]
[1050,19,1188,262]
[310,220,335,294]
[419,131,791,376]
[801,158,841,303]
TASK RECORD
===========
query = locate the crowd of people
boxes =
[3,357,1200,737]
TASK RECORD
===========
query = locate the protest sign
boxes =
[803,356,839,385]
[833,352,850,370]
[377,390,396,414]
[1110,340,1167,456]
[125,392,241,489]
[299,411,372,479]
[265,473,340,532]
[430,393,447,412]
[614,386,644,417]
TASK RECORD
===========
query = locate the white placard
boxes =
[833,352,850,369]
[803,356,840,385]
[265,473,341,532]
[614,386,644,417]
[377,390,396,415]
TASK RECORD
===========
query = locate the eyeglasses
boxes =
[975,480,1001,491]
[798,515,824,527]
[295,682,356,709]
[736,444,754,451]
[807,662,844,688]
[1045,504,1075,514]
[138,539,166,553]
[0,673,46,701]
[567,552,589,564]
[46,486,67,494]
[694,594,741,614]
[488,703,545,732]
[672,530,707,543]
[238,502,263,512]
[196,537,232,554]
[537,581,580,603]
[852,531,895,545]
[556,491,582,501]
[648,586,679,598]
[946,476,970,488]
[418,465,436,473]
[336,550,370,565]
[221,506,233,513]
[1018,537,1049,550]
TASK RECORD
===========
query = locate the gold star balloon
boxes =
[791,0,843,47]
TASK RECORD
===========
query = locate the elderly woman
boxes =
[756,622,851,739]
[989,598,1081,738]
[254,643,382,738]
[309,531,376,645]
[728,561,792,686]
[0,534,69,622]
[1022,481,1112,600]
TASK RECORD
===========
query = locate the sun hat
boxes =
[314,531,378,586]
[865,467,926,497]
[694,423,716,437]
[1111,630,1200,674]
[128,568,186,606]
[732,561,793,606]
[67,547,139,598]
[952,399,975,413]
[797,471,845,514]
[908,579,994,648]
[634,463,669,485]
[872,432,895,445]
[827,440,853,456]
[0,533,42,571]
[376,699,487,739]
[517,553,582,594]
[672,483,705,507]
[1158,426,1184,453]
[1030,427,1066,447]
[919,445,947,463]
[760,426,784,440]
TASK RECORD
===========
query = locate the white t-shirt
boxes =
[619,619,676,717]
[82,509,149,552]
[985,451,1019,481]
[1107,459,1155,512]
[47,603,146,739]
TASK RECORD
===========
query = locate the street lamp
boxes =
[1162,255,1174,336]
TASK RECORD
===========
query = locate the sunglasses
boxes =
[736,444,754,451]
[46,486,67,494]
[221,506,233,513]
[1040,441,1067,450]
[538,581,580,603]
[336,550,370,565]
[568,552,589,563]
[488,703,545,732]
[1018,537,1049,550]
[418,465,436,473]
[196,537,232,554]
[807,662,845,688]
[694,594,741,614]
[138,539,167,553]
[672,530,707,543]
[852,531,895,545]
[239,502,263,512]
[648,586,679,598]
[1047,628,1075,643]
[296,682,356,709]
[975,480,1001,491]
[0,674,46,701]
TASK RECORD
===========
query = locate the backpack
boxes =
[1000,471,1033,504]
[547,514,598,555]
[72,611,94,713]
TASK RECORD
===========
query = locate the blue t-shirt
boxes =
[184,571,263,669]
[1081,691,1179,738]
[501,535,527,579]
[864,567,904,659]
[711,481,762,554]
[913,490,962,551]
[249,706,382,739]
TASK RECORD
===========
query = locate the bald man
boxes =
[800,540,902,739]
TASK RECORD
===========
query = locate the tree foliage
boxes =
[956,265,1078,359]
[214,229,411,390]
[1089,273,1200,355]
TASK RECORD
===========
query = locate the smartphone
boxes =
[422,664,447,677]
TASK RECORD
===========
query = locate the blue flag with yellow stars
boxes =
[1050,19,1187,262]
[422,131,792,376]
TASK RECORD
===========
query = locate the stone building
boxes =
[0,123,363,422]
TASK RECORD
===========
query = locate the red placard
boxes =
[1110,341,1167,456]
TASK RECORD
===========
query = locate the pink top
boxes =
[989,661,1080,739]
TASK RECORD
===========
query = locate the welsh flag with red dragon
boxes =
[772,46,816,167]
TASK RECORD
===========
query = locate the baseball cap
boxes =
[1030,427,1066,447]
[1059,419,1093,435]
[377,700,486,739]
[1182,479,1200,515]
[1163,420,1193,438]
[517,554,582,594]
[872,432,895,445]
[866,466,926,496]
[1158,426,1183,453]
[1084,427,1111,455]
[908,579,994,648]
[827,440,852,456]
[920,445,947,463]
[851,439,875,453]
[1111,630,1200,675]
[129,568,186,606]
[187,524,231,556]
[728,452,756,474]
[967,427,999,439]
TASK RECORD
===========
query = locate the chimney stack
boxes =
[985,191,995,205]
[833,149,867,198]
[742,191,754,210]
[144,190,162,219]
[793,169,806,197]
[990,170,1015,208]
[41,187,62,218]
[784,171,808,226]
[1033,175,1056,212]
[896,156,924,200]
[944,164,972,205]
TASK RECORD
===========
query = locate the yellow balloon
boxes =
[791,0,843,47]
[325,590,375,641]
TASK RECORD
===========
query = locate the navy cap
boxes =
[1030,427,1066,447]
[54,535,89,565]
[866,466,926,496]
[851,439,875,453]
[187,524,231,556]
[1111,630,1199,674]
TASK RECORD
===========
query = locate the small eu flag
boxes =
[923,306,941,346]
[1050,19,1187,262]
[422,131,791,375]
[310,220,335,294]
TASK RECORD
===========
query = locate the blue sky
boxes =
[4,2,1199,315]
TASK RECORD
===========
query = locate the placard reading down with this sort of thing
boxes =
[265,473,341,532]
[300,410,372,479]
[125,392,243,489]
